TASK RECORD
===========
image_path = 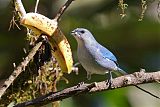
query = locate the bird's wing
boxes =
[97,44,117,62]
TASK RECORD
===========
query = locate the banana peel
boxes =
[49,28,73,74]
[20,13,73,74]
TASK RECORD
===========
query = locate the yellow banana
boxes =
[20,13,73,74]
[21,13,58,36]
[49,28,73,73]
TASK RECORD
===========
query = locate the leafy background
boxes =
[0,0,160,107]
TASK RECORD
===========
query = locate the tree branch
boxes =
[54,0,75,21]
[14,0,26,17]
[0,41,43,98]
[14,70,160,107]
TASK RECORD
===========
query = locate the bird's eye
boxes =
[80,30,85,34]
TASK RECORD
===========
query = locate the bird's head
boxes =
[71,28,96,44]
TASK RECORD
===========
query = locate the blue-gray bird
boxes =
[71,28,126,80]
[71,28,160,99]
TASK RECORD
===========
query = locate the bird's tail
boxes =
[114,67,160,99]
[114,67,128,76]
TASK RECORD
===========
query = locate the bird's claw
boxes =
[106,71,112,89]
[76,82,85,88]
[106,79,112,89]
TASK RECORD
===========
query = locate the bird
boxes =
[71,28,125,80]
[71,28,160,99]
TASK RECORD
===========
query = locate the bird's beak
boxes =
[71,29,81,39]
[71,30,76,36]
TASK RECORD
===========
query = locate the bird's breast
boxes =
[77,44,108,75]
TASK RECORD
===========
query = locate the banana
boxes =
[20,13,73,74]
[49,28,73,73]
[21,13,58,36]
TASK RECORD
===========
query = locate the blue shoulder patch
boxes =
[98,44,117,62]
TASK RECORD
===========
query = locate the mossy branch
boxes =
[0,41,43,98]
[14,70,160,107]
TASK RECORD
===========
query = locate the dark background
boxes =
[0,0,160,107]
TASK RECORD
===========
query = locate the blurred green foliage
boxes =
[0,0,160,107]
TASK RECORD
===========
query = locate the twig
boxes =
[13,0,26,17]
[35,0,40,13]
[14,70,160,107]
[0,41,43,98]
[54,0,75,21]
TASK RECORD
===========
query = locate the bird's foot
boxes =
[76,82,85,88]
[106,71,113,89]
[106,79,112,89]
